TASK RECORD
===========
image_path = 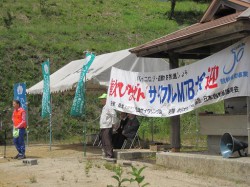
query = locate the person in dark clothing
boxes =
[122,114,140,140]
[112,112,128,149]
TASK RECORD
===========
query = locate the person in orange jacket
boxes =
[12,100,27,159]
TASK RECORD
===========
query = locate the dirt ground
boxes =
[0,144,248,187]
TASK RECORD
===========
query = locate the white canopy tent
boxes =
[27,48,169,94]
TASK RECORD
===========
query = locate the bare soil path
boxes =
[0,144,248,187]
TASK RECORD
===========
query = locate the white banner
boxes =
[107,37,250,117]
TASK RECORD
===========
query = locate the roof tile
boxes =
[131,12,242,52]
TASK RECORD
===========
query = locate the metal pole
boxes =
[195,109,199,149]
[0,114,2,131]
[49,95,52,151]
[247,97,250,155]
[151,120,154,142]
[83,121,87,157]
[83,76,87,157]
[4,129,6,158]
[24,82,29,147]
[26,101,29,147]
[0,114,3,158]
[49,114,52,151]
[0,113,7,158]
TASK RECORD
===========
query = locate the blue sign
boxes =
[13,83,27,111]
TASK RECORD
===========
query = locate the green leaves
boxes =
[129,166,149,187]
[112,175,120,181]
[108,165,149,187]
[111,165,130,187]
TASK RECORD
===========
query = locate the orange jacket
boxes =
[12,108,27,128]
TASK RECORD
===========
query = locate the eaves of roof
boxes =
[130,10,250,56]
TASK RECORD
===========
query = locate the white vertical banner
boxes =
[107,37,250,117]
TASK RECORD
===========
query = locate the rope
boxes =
[84,115,101,124]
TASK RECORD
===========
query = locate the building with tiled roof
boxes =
[130,0,250,59]
[130,0,250,153]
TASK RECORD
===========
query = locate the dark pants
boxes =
[112,133,126,149]
[13,128,26,156]
[100,128,113,158]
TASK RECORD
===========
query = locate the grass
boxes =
[85,160,93,176]
[0,0,208,56]
[29,175,37,183]
[0,0,210,147]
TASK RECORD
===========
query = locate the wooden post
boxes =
[247,97,250,155]
[169,53,181,152]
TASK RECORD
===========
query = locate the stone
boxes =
[23,159,38,165]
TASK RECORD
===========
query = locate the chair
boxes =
[121,131,140,149]
[92,133,102,147]
[92,134,99,146]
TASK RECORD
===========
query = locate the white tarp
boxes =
[107,37,250,117]
[27,49,169,94]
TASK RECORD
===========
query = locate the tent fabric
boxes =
[27,49,169,94]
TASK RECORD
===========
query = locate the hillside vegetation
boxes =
[0,0,222,145]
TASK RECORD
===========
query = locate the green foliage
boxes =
[111,165,130,187]
[3,10,14,29]
[138,117,170,143]
[137,100,224,147]
[106,164,149,187]
[0,0,209,143]
[104,162,117,171]
[129,166,149,187]
[85,160,93,176]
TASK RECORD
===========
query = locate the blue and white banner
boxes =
[107,37,250,117]
[41,60,51,118]
[13,83,27,111]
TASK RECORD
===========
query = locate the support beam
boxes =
[170,115,181,152]
[132,21,250,58]
[169,53,181,152]
[147,52,209,60]
[174,32,248,53]
[247,97,250,155]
